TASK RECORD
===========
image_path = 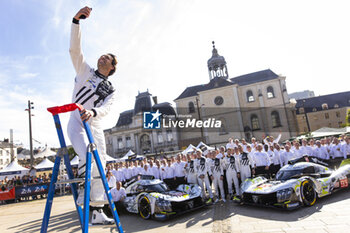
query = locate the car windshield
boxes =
[276,169,303,181]
[144,183,169,192]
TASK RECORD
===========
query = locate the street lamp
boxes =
[301,99,311,133]
[195,97,205,143]
[25,100,34,167]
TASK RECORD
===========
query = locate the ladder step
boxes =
[56,178,85,184]
[77,200,110,206]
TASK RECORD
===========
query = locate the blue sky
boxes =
[1,0,350,148]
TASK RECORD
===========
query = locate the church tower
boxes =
[207,41,229,81]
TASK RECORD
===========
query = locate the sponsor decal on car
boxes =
[340,178,348,188]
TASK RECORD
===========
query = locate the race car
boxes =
[121,175,205,220]
[239,160,350,209]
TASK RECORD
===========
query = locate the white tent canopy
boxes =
[34,147,56,159]
[196,142,215,151]
[34,158,54,171]
[311,127,350,138]
[17,152,29,160]
[70,155,79,168]
[106,154,118,164]
[119,150,136,161]
[181,144,197,154]
[0,160,29,179]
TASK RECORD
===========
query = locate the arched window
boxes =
[188,102,195,113]
[247,90,254,102]
[166,130,173,142]
[251,114,260,130]
[140,134,151,148]
[271,111,281,128]
[267,86,275,98]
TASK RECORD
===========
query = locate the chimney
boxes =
[152,96,158,105]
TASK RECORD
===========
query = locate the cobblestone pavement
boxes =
[1,189,350,233]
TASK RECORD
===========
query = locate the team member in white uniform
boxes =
[224,147,241,198]
[173,155,186,187]
[148,160,160,179]
[253,144,271,177]
[331,138,345,168]
[106,170,116,189]
[195,150,213,203]
[185,153,198,185]
[312,140,330,162]
[342,137,350,159]
[238,145,255,183]
[111,164,125,183]
[280,145,295,166]
[263,133,281,147]
[123,163,133,181]
[292,142,304,159]
[67,7,117,225]
[211,156,226,203]
[162,160,175,189]
[104,181,126,218]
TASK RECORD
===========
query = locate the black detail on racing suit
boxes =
[240,153,250,166]
[229,156,236,169]
[214,158,221,172]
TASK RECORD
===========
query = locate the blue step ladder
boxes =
[40,103,124,233]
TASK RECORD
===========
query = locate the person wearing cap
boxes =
[67,6,118,225]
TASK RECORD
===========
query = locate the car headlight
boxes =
[276,188,294,203]
[155,198,172,212]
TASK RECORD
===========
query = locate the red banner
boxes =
[0,187,16,201]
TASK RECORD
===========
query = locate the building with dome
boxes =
[104,91,179,157]
[174,42,298,147]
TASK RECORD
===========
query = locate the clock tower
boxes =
[207,41,229,81]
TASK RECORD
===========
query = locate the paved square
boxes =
[1,189,350,233]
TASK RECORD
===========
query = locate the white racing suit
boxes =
[67,22,116,206]
[212,158,225,200]
[196,157,213,199]
[239,152,254,183]
[185,160,198,185]
[224,154,240,196]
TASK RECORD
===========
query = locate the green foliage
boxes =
[345,109,350,126]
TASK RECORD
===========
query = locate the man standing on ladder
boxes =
[67,6,117,225]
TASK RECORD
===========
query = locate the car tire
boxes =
[301,180,317,206]
[138,196,152,220]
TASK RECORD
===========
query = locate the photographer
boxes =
[67,6,118,225]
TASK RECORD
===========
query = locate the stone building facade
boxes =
[174,42,298,148]
[104,91,179,158]
[295,91,350,134]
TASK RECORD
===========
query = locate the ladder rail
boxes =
[41,103,124,233]
[82,120,124,233]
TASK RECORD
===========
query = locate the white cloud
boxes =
[19,72,39,79]
[2,0,350,149]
